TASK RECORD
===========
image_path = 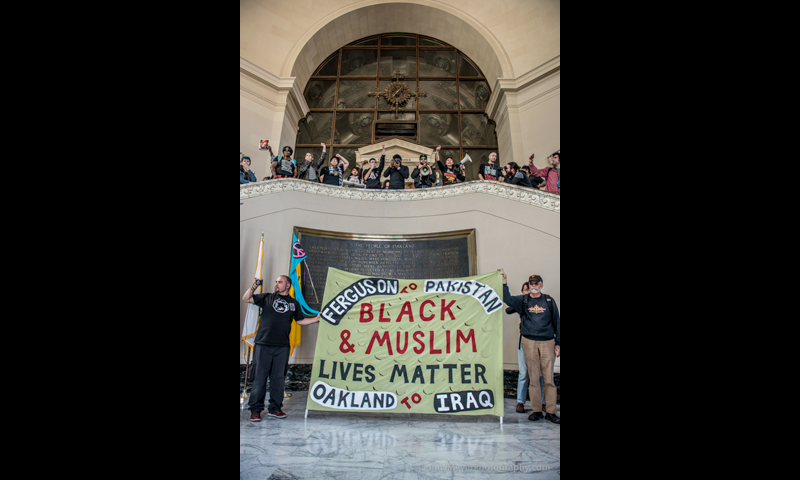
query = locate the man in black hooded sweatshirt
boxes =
[382,154,409,189]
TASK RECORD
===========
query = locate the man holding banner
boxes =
[501,270,560,424]
[243,275,321,421]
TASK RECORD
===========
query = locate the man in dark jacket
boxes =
[501,270,560,424]
[382,154,409,189]
[297,143,328,182]
[411,153,437,188]
[504,162,533,188]
[362,144,386,189]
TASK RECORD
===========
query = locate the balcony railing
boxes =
[240,178,559,212]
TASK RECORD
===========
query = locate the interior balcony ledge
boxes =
[240,179,559,213]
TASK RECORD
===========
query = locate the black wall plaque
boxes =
[294,228,476,313]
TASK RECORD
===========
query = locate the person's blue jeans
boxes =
[517,345,545,405]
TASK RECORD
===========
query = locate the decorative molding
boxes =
[240,178,560,212]
[517,83,560,112]
[240,57,310,118]
[486,55,560,120]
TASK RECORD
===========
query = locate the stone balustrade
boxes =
[240,179,560,212]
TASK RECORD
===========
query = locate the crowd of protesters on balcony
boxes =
[241,143,559,195]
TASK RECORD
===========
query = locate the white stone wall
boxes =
[240,179,560,372]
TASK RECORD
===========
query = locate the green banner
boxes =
[306,268,504,416]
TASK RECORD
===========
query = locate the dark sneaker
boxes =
[545,412,560,424]
[528,411,543,421]
[268,410,287,419]
[249,411,261,422]
[516,403,525,413]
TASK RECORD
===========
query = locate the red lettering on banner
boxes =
[420,300,435,321]
[366,331,393,355]
[379,303,391,322]
[356,325,474,356]
[456,329,476,353]
[359,303,373,322]
[441,299,456,320]
[396,331,408,354]
[396,301,414,322]
[412,331,425,354]
[430,331,442,354]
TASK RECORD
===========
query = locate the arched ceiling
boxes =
[283,2,511,93]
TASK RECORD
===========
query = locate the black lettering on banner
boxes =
[310,381,397,411]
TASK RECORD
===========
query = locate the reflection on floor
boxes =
[240,391,560,479]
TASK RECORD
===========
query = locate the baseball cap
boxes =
[529,274,543,284]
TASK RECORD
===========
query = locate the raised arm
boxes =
[243,279,262,303]
[527,153,551,177]
[499,269,524,313]
[362,164,374,182]
[314,143,327,169]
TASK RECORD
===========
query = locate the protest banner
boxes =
[306,268,504,417]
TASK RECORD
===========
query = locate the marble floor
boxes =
[240,392,560,479]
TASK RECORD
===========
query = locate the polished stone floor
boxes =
[240,392,560,479]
